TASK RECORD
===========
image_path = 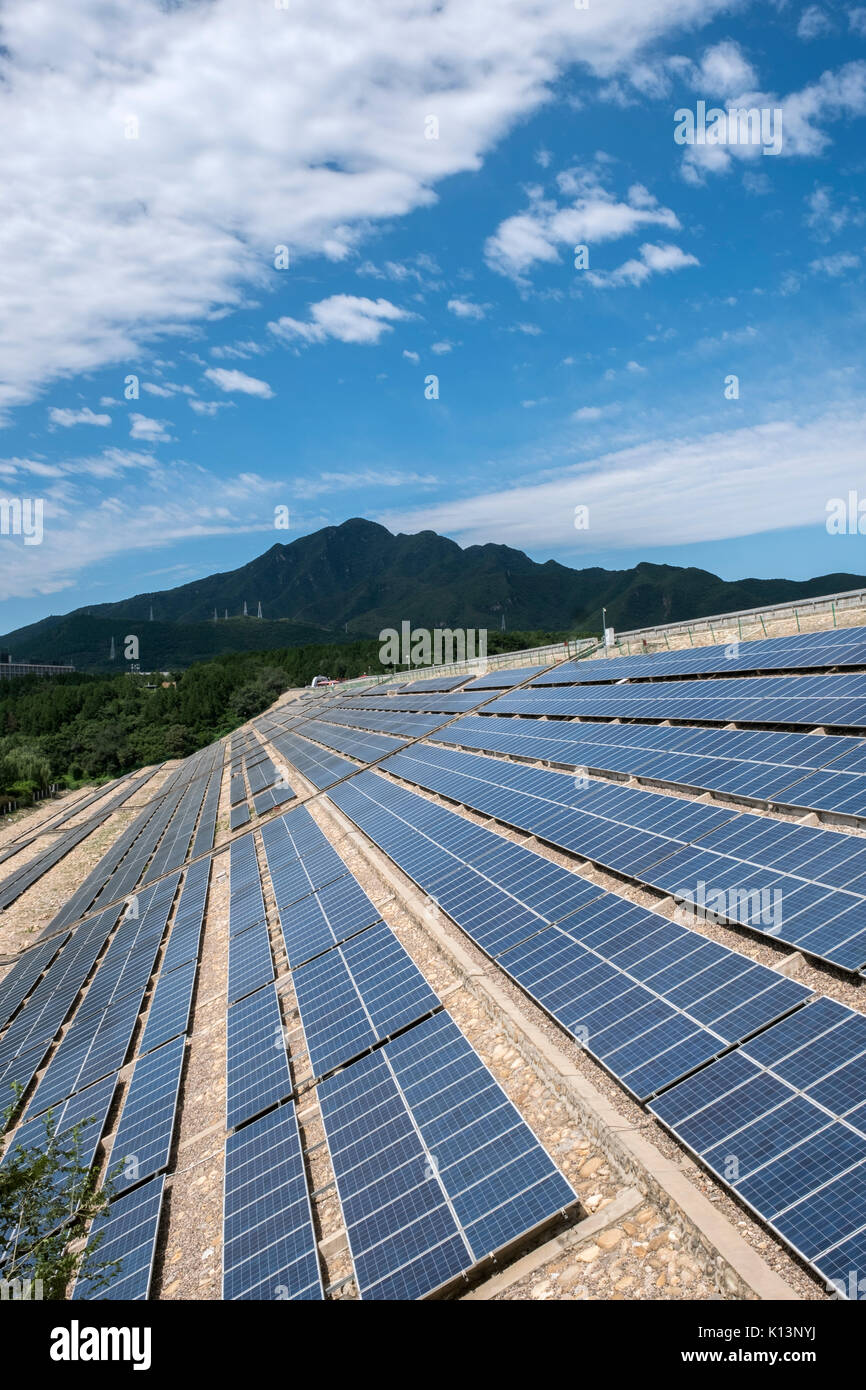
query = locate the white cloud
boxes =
[293,468,438,500]
[380,410,866,551]
[805,185,866,240]
[587,242,699,289]
[431,340,453,355]
[447,297,487,320]
[402,349,420,364]
[572,406,605,420]
[48,405,111,427]
[142,381,196,398]
[129,413,172,443]
[797,6,833,39]
[269,296,410,347]
[809,251,861,275]
[0,0,737,418]
[189,399,235,417]
[202,367,274,398]
[681,60,866,182]
[697,40,757,94]
[485,172,682,283]
[851,9,866,37]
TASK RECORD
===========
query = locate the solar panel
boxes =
[227,920,275,1005]
[382,742,866,971]
[3,1070,117,1177]
[649,997,866,1295]
[271,872,382,967]
[73,1174,165,1301]
[24,987,144,1120]
[491,672,866,732]
[0,934,68,1032]
[226,984,293,1130]
[534,626,866,684]
[138,957,197,1055]
[108,1035,186,1195]
[223,1103,323,1300]
[292,921,439,1077]
[318,1011,577,1299]
[435,715,866,820]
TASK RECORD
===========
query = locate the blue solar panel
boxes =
[109,1035,185,1195]
[226,984,293,1130]
[380,742,866,971]
[318,1012,577,1299]
[25,988,144,1120]
[73,1175,165,1301]
[0,935,68,1032]
[227,920,275,1005]
[4,1071,117,1176]
[649,997,866,1295]
[274,874,383,967]
[292,921,439,1077]
[138,957,197,1055]
[223,1103,323,1300]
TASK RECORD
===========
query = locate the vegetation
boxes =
[0,1087,119,1299]
[0,630,579,799]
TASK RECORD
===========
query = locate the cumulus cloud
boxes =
[0,0,734,418]
[587,243,699,289]
[202,367,274,398]
[129,413,173,443]
[447,297,487,320]
[269,296,412,347]
[48,406,111,428]
[485,172,683,283]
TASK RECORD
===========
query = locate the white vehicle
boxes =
[310,674,337,688]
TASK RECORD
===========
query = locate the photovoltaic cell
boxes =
[223,1103,322,1300]
[73,1175,165,1301]
[318,1011,577,1299]
[292,920,439,1077]
[109,1035,186,1195]
[226,984,293,1130]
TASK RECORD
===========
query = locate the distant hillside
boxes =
[0,614,352,673]
[3,518,864,670]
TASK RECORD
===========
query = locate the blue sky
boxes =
[1,0,866,633]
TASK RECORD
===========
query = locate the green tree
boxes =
[0,1088,120,1300]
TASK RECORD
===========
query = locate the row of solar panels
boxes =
[435,716,866,820]
[542,624,866,685]
[490,673,866,731]
[323,769,866,1296]
[379,742,866,972]
[0,770,154,912]
[0,856,210,1299]
[222,804,579,1300]
[44,740,222,936]
[228,729,296,828]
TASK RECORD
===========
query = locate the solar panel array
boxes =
[435,716,866,819]
[44,742,222,935]
[327,772,810,1093]
[379,743,866,971]
[650,997,866,1290]
[0,770,153,912]
[540,624,866,684]
[491,672,866,731]
[0,838,211,1300]
[318,1012,577,1299]
[221,801,579,1299]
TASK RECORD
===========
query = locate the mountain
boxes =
[3,518,864,670]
